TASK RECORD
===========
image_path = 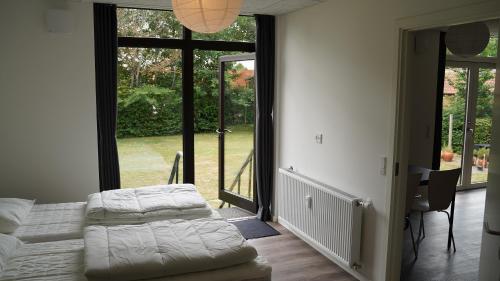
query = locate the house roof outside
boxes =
[444,68,496,95]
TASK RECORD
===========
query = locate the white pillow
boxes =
[0,233,23,272]
[0,198,35,234]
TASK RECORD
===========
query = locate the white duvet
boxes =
[85,185,213,224]
[84,218,259,281]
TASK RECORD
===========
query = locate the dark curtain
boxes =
[432,32,447,170]
[255,15,275,221]
[94,3,120,191]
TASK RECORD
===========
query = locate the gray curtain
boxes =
[255,15,275,221]
[94,3,120,191]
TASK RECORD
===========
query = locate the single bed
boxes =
[0,239,271,281]
[2,184,220,243]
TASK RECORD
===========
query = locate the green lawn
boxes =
[440,155,488,184]
[117,125,254,208]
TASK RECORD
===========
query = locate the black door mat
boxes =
[230,218,281,240]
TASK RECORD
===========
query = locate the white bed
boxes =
[0,239,271,281]
[5,185,220,243]
[12,202,87,243]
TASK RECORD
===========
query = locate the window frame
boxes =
[116,7,256,184]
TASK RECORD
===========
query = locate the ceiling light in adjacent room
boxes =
[172,0,243,33]
[445,22,490,58]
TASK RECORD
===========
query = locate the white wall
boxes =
[479,27,500,280]
[0,0,99,203]
[407,31,441,168]
[275,0,492,280]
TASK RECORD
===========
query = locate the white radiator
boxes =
[278,168,363,269]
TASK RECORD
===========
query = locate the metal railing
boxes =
[168,151,183,185]
[219,149,254,208]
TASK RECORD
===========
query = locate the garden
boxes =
[115,9,256,206]
[440,39,497,184]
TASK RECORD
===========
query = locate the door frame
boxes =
[385,3,500,280]
[218,53,258,213]
[444,59,497,190]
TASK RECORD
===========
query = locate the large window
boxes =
[117,47,183,188]
[116,8,256,208]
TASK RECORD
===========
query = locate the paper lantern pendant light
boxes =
[445,22,490,58]
[172,0,243,34]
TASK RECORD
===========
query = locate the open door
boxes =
[217,54,258,213]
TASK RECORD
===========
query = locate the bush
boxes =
[117,86,182,138]
[441,116,491,154]
[474,118,492,145]
[117,85,255,138]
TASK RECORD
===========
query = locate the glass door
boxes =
[470,68,496,185]
[218,54,257,212]
[441,64,496,189]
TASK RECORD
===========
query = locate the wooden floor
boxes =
[249,223,357,281]
[401,188,486,281]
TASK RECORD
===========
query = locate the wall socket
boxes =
[315,133,323,144]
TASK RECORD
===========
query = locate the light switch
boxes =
[380,156,387,176]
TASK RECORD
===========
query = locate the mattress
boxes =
[0,239,271,281]
[12,203,86,243]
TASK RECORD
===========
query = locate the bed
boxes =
[2,184,220,243]
[0,239,271,281]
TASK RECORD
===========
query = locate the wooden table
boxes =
[408,165,456,251]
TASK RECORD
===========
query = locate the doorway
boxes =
[440,56,497,190]
[218,54,257,212]
[393,19,500,281]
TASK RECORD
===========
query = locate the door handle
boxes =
[216,129,232,135]
[484,222,500,236]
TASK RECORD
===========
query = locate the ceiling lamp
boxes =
[172,0,244,34]
[445,22,490,58]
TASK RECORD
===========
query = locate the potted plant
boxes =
[441,146,454,162]
[476,148,489,170]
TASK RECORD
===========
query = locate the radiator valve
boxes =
[355,198,372,208]
[352,263,362,270]
[305,195,312,209]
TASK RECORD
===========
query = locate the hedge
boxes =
[441,115,491,153]
[117,85,254,138]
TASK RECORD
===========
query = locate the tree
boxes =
[442,49,496,153]
[116,8,256,138]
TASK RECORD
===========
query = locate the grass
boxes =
[117,125,254,208]
[440,155,488,184]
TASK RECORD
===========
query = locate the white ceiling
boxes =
[92,0,326,15]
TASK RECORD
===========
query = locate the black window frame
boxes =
[116,7,256,184]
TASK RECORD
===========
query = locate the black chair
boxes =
[405,173,422,259]
[412,168,461,252]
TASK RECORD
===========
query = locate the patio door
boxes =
[217,54,258,212]
[441,61,496,189]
